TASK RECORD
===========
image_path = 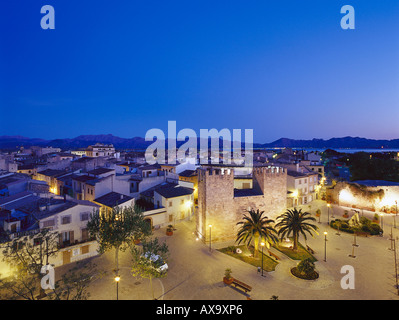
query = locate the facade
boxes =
[86,143,115,158]
[154,185,194,224]
[286,169,319,207]
[178,169,198,203]
[196,165,287,243]
[35,169,72,195]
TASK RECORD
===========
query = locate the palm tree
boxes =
[275,208,318,251]
[236,209,278,258]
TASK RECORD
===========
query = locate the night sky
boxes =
[1,0,398,143]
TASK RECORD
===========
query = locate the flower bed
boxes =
[217,245,278,272]
[330,217,382,236]
[290,267,319,280]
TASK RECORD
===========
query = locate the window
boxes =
[81,228,89,241]
[43,219,55,228]
[298,179,301,184]
[60,231,74,246]
[80,212,89,221]
[169,201,172,207]
[61,215,71,225]
[10,223,17,233]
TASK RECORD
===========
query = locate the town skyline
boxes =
[2,133,399,150]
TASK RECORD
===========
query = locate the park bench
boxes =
[268,250,280,260]
[306,245,315,254]
[231,278,252,293]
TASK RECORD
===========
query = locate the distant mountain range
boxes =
[0,134,399,150]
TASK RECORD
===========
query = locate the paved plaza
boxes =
[56,201,399,300]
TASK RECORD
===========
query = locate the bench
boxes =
[306,245,315,254]
[231,278,252,293]
[268,250,280,260]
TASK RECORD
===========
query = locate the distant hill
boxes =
[0,134,399,150]
[257,137,399,149]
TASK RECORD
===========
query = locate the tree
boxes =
[131,237,169,300]
[87,205,151,277]
[275,208,318,251]
[49,260,105,300]
[236,209,278,258]
[0,228,59,299]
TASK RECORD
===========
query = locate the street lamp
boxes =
[260,242,266,277]
[393,238,399,296]
[324,232,328,262]
[380,213,384,233]
[114,275,120,300]
[209,225,212,252]
[327,203,331,225]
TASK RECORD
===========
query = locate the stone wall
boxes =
[328,181,399,212]
[197,167,287,243]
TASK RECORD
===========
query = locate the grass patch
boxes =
[217,245,278,272]
[273,241,317,262]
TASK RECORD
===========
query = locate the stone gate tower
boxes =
[196,166,287,243]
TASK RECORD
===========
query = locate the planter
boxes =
[223,277,234,285]
[134,239,141,245]
[166,231,173,236]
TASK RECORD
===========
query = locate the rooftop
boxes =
[71,174,98,183]
[155,185,193,199]
[178,169,197,178]
[87,167,115,176]
[37,169,67,177]
[234,188,263,197]
[94,192,133,208]
[140,182,178,198]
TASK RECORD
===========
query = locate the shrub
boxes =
[297,258,315,275]
[369,223,382,235]
[224,268,232,279]
[227,246,236,253]
[360,216,371,226]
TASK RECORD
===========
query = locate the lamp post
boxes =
[327,203,331,225]
[395,200,397,229]
[393,238,399,296]
[260,242,266,277]
[380,213,384,233]
[114,275,120,300]
[349,233,358,258]
[389,227,394,251]
[324,232,328,262]
[209,225,212,252]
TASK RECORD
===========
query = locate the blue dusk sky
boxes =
[1,0,398,143]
